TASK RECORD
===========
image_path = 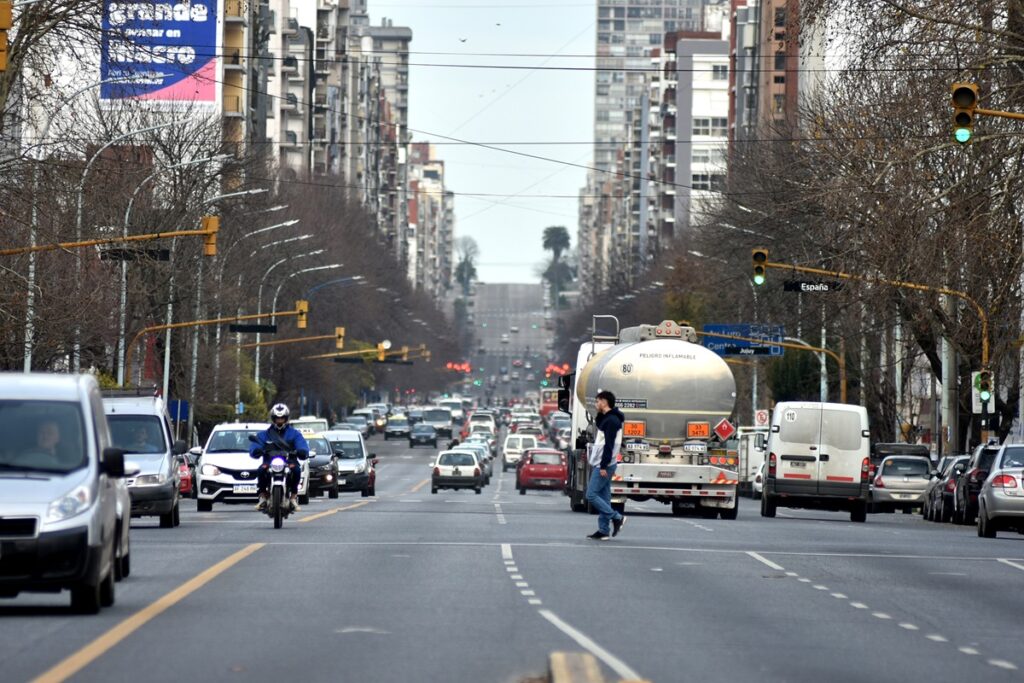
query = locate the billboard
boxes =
[100,1,221,107]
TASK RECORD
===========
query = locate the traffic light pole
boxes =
[974,107,1024,122]
[760,259,989,367]
[0,225,219,257]
[239,332,341,350]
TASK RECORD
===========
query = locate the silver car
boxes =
[977,445,1024,538]
[870,456,932,513]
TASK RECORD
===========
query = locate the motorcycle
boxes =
[248,434,301,529]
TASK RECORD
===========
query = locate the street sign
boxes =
[229,324,277,334]
[754,409,769,427]
[782,280,843,293]
[702,324,783,357]
[714,418,737,441]
[236,402,244,415]
[168,400,189,422]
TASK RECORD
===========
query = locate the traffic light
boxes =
[201,215,220,256]
[540,379,549,387]
[295,299,309,329]
[0,1,11,73]
[377,342,386,362]
[752,247,768,286]
[978,369,993,403]
[335,326,345,350]
[951,82,979,144]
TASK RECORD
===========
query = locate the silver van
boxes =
[0,373,130,613]
[760,401,871,522]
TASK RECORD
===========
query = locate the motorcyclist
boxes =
[249,403,309,512]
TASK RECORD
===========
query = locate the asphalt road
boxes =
[471,284,551,401]
[3,435,1024,683]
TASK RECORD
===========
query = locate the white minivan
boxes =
[760,402,871,522]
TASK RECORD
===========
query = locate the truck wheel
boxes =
[760,494,777,518]
[672,501,688,517]
[197,499,212,512]
[720,503,739,520]
[850,502,867,523]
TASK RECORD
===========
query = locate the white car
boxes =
[431,450,484,494]
[502,435,538,472]
[195,423,310,511]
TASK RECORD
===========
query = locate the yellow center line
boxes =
[408,478,429,494]
[31,543,265,683]
[297,500,368,523]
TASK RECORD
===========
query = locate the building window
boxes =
[692,149,710,165]
[774,52,786,70]
[711,117,727,136]
[773,94,786,113]
[774,75,786,84]
[692,118,710,136]
[692,173,711,190]
[775,8,786,27]
[712,64,728,80]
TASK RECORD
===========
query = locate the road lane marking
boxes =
[409,478,429,494]
[872,612,892,620]
[959,647,980,656]
[528,598,543,605]
[926,635,949,643]
[746,551,786,572]
[850,602,869,609]
[538,609,642,681]
[813,585,828,591]
[521,590,536,596]
[997,558,1024,573]
[494,503,507,525]
[501,543,513,560]
[298,500,368,523]
[989,659,1018,670]
[830,593,848,599]
[899,623,919,631]
[516,581,529,587]
[30,543,264,683]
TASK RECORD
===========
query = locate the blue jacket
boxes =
[249,425,310,460]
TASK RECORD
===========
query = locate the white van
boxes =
[760,402,871,522]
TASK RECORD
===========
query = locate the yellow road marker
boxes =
[298,500,368,523]
[31,543,265,683]
[409,478,429,494]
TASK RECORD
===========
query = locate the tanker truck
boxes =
[560,317,740,518]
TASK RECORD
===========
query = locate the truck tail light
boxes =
[768,453,777,478]
[992,474,1018,489]
[861,457,871,483]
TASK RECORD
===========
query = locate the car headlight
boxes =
[47,484,91,522]
[201,464,222,476]
[354,462,366,474]
[134,473,168,486]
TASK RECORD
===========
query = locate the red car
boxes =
[517,449,568,494]
[178,459,193,496]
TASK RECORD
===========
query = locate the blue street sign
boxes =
[236,402,245,415]
[168,400,190,422]
[702,324,784,357]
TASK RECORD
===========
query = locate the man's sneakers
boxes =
[255,494,268,512]
[587,531,610,541]
[289,495,300,512]
[612,515,626,537]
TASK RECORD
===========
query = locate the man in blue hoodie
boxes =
[586,390,626,540]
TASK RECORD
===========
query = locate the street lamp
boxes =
[21,73,167,371]
[254,250,325,383]
[263,265,344,379]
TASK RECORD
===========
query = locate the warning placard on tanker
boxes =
[623,421,646,437]
[687,422,711,438]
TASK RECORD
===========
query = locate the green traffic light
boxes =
[753,273,766,286]
[980,390,992,402]
[540,380,549,387]
[955,128,972,144]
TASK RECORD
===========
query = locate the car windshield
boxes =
[1001,447,1024,469]
[882,459,930,477]
[531,453,562,465]
[439,452,475,467]
[307,437,332,456]
[108,415,166,454]
[294,419,329,432]
[328,440,364,459]
[206,429,264,453]
[412,425,435,434]
[521,437,538,448]
[0,400,87,473]
[347,416,368,425]
[425,409,450,421]
[389,417,408,425]
[505,437,521,449]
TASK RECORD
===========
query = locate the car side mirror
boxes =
[102,447,127,478]
[189,446,202,456]
[173,439,187,455]
[124,461,142,478]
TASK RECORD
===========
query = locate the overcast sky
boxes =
[366,1,595,284]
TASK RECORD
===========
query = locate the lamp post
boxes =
[263,266,344,379]
[71,120,177,372]
[116,154,231,386]
[254,250,325,384]
[22,73,165,371]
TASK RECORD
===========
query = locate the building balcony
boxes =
[282,56,298,73]
[317,25,333,42]
[225,0,245,22]
[225,50,244,71]
[282,130,300,146]
[284,17,298,35]
[315,59,330,75]
[223,95,244,118]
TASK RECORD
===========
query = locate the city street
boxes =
[2,436,1023,683]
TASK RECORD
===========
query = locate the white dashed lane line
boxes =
[745,551,1019,672]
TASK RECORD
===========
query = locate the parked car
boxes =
[923,455,967,521]
[323,430,376,497]
[0,373,132,613]
[926,456,970,523]
[306,434,340,499]
[517,449,568,494]
[870,456,932,513]
[502,435,538,471]
[870,442,931,478]
[431,450,484,494]
[384,415,412,440]
[977,443,1024,538]
[953,442,1001,525]
[409,424,438,448]
[103,391,186,528]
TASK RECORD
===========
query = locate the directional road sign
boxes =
[702,324,783,357]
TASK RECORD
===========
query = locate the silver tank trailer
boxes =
[576,322,737,442]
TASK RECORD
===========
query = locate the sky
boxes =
[364,1,595,284]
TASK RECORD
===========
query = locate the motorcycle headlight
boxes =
[47,484,91,522]
[134,473,168,486]
[270,457,286,473]
[201,464,221,476]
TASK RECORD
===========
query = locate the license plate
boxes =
[624,442,646,451]
[338,479,346,485]
[233,484,258,494]
[791,461,806,468]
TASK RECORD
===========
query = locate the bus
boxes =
[540,388,559,419]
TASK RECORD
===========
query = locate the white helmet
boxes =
[270,403,290,429]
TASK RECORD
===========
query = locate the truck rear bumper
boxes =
[611,484,735,499]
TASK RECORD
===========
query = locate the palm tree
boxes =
[542,226,570,264]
